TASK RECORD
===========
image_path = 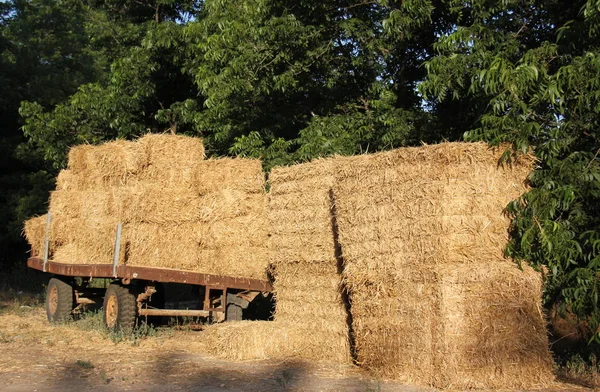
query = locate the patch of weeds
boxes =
[72,310,106,332]
[71,311,159,345]
[108,321,158,345]
[75,359,94,370]
[99,369,112,385]
[557,352,600,388]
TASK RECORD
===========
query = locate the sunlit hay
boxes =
[50,216,118,264]
[272,261,349,325]
[111,186,201,224]
[202,320,351,364]
[123,223,203,272]
[55,170,80,191]
[67,140,149,188]
[268,159,338,264]
[48,190,114,221]
[23,215,48,257]
[195,158,266,194]
[347,269,439,384]
[333,142,550,387]
[434,263,553,389]
[123,222,269,280]
[137,133,205,187]
[27,135,270,280]
[267,159,352,364]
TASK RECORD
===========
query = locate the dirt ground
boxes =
[0,299,593,392]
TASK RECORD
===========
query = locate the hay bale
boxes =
[202,320,351,364]
[55,170,80,191]
[333,142,551,387]
[267,159,352,364]
[269,159,337,264]
[137,133,205,187]
[23,215,48,257]
[435,263,553,389]
[195,158,265,194]
[67,140,149,188]
[123,221,269,280]
[51,216,118,264]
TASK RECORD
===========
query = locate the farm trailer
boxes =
[27,254,272,330]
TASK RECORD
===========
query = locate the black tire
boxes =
[45,278,74,323]
[226,293,243,321]
[103,283,137,331]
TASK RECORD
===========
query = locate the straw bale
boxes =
[202,320,351,364]
[268,160,337,265]
[139,133,205,169]
[50,216,118,264]
[435,263,553,389]
[332,142,548,386]
[23,215,48,257]
[67,140,148,188]
[123,223,269,279]
[195,158,265,194]
[48,190,114,220]
[269,159,336,191]
[55,170,80,191]
[135,133,205,187]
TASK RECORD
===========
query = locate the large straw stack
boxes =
[264,160,352,363]
[333,143,552,388]
[202,160,352,363]
[24,134,269,280]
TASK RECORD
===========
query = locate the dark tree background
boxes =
[2,0,600,342]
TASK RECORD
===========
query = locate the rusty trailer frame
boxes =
[28,257,272,320]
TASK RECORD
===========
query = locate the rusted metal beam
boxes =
[27,257,272,292]
[138,308,213,317]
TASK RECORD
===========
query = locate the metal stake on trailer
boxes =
[112,223,122,278]
[42,212,52,272]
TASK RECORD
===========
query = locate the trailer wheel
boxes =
[103,284,137,331]
[45,278,74,323]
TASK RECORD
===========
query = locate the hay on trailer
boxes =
[333,142,550,387]
[123,221,269,280]
[25,134,270,280]
[435,263,552,389]
[67,140,149,188]
[50,216,118,264]
[23,215,48,257]
[202,320,351,364]
[55,170,80,191]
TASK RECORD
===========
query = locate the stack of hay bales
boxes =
[203,160,352,364]
[333,142,552,388]
[24,134,269,280]
[266,160,352,364]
